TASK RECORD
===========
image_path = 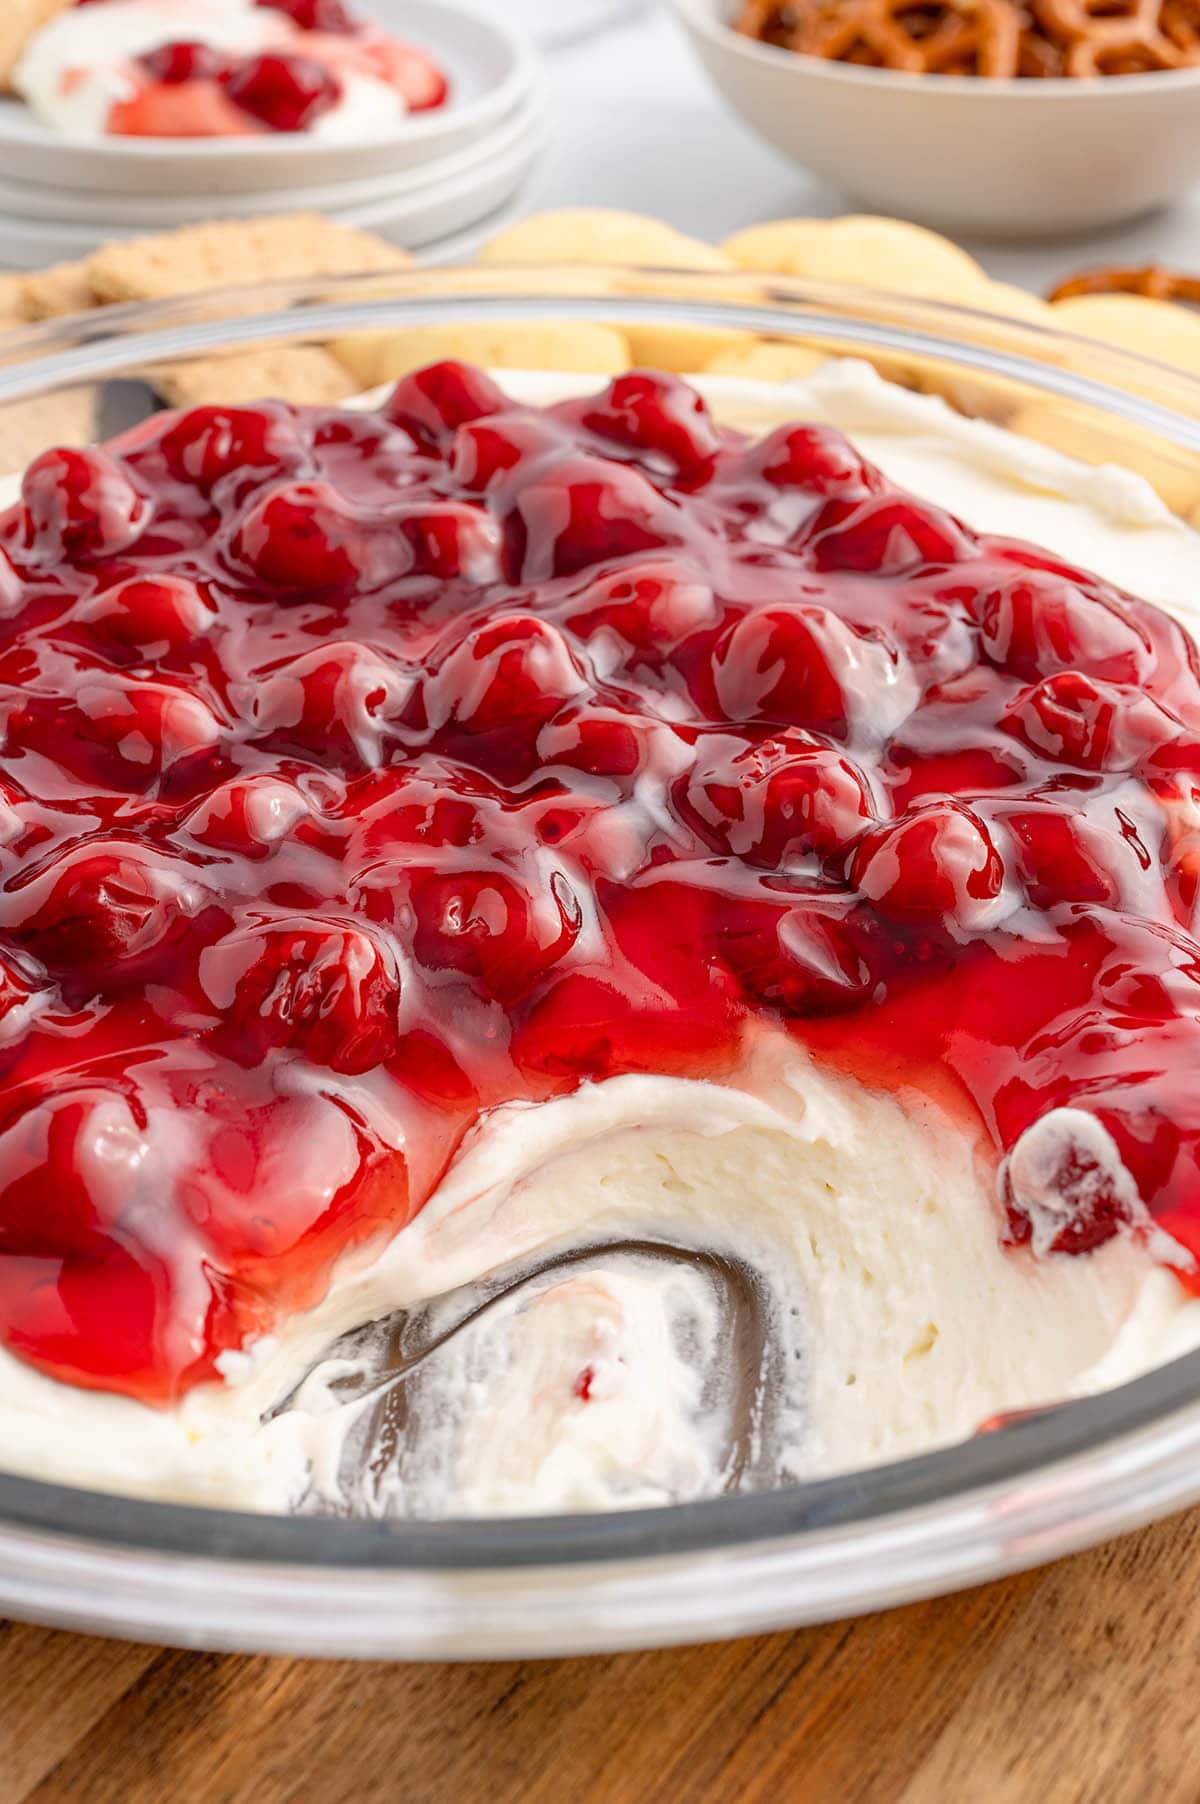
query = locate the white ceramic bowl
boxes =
[673,0,1200,238]
[0,0,538,198]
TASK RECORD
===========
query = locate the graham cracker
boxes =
[0,0,72,92]
[0,274,27,328]
[149,346,359,410]
[0,389,97,472]
[19,260,99,322]
[85,215,412,307]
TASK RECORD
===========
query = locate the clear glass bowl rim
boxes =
[2,268,1200,1654]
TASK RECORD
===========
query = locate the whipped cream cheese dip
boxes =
[1,361,1199,1519]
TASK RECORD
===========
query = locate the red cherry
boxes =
[254,0,358,28]
[6,841,201,977]
[749,422,884,499]
[424,615,587,741]
[243,641,408,770]
[564,558,717,663]
[1004,670,1180,771]
[717,896,880,1017]
[223,53,341,133]
[507,453,683,581]
[382,363,508,454]
[811,495,974,575]
[976,569,1154,686]
[680,732,877,868]
[522,785,643,872]
[7,678,223,790]
[82,676,224,779]
[184,1081,375,1277]
[20,448,150,562]
[711,605,906,740]
[851,799,1007,926]
[411,865,582,1003]
[344,766,498,871]
[573,372,721,478]
[1002,1108,1138,1256]
[392,502,503,582]
[140,41,230,83]
[158,403,296,491]
[1006,805,1146,910]
[77,574,215,655]
[229,480,385,595]
[536,703,675,791]
[182,774,316,859]
[201,916,401,1072]
[450,416,566,493]
[0,1085,156,1262]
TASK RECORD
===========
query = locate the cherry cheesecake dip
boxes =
[0,357,1198,1517]
[13,0,447,140]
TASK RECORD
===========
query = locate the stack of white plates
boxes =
[0,0,545,267]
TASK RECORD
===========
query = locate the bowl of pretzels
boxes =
[674,0,1200,236]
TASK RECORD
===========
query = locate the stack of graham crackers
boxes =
[0,213,416,466]
[0,212,415,400]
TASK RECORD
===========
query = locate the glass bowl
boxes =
[3,268,1200,1660]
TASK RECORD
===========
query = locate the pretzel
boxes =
[1016,21,1070,69]
[1034,0,1189,70]
[736,0,1024,74]
[736,0,1200,71]
[735,0,810,43]
[1048,264,1200,303]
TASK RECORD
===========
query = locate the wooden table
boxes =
[2,1509,1198,1804]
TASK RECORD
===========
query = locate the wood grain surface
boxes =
[1,1509,1198,1804]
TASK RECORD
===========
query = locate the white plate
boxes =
[418,179,543,265]
[0,0,539,198]
[0,89,543,227]
[0,121,546,266]
[322,119,546,250]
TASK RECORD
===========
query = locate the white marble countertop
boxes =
[530,1,1199,295]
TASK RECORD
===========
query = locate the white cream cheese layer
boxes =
[0,1046,1196,1516]
[2,360,1200,1517]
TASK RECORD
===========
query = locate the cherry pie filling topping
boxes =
[1,361,1199,1407]
[69,0,448,136]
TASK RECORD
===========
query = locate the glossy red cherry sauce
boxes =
[1,361,1199,1406]
[77,0,449,139]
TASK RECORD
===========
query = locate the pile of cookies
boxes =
[337,208,1200,397]
[336,207,1062,390]
[6,203,1199,391]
